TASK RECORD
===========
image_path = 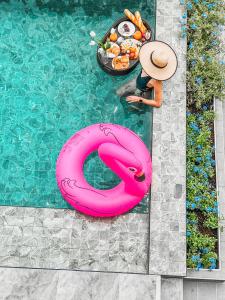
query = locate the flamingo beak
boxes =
[134,171,145,182]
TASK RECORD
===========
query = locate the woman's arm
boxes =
[126,96,162,108]
[126,80,163,108]
[140,96,162,108]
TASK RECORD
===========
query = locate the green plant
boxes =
[184,0,225,108]
[186,111,218,268]
[182,0,224,269]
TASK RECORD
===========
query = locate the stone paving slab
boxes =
[183,279,225,300]
[0,268,161,300]
[0,206,149,273]
[162,278,183,300]
[148,0,187,276]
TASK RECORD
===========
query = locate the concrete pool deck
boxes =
[0,0,187,298]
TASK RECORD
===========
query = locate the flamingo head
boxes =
[128,167,146,182]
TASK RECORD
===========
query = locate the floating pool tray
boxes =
[97,16,152,76]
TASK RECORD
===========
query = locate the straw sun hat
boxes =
[139,40,178,81]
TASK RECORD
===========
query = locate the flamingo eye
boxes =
[128,167,137,172]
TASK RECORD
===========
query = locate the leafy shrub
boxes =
[186,111,218,268]
[182,0,225,269]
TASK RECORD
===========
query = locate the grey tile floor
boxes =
[0,268,160,300]
[0,207,149,273]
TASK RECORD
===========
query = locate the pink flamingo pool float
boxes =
[56,123,152,217]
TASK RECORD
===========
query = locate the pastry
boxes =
[124,9,147,34]
[134,11,147,33]
[112,56,130,70]
[106,44,120,57]
[124,9,139,28]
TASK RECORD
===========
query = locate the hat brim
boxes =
[139,41,178,81]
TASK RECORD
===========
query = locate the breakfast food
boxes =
[131,48,139,60]
[124,9,147,34]
[122,46,139,60]
[118,21,135,37]
[124,9,138,27]
[110,32,118,42]
[106,43,120,58]
[133,31,142,40]
[123,23,130,33]
[120,39,140,60]
[96,9,151,73]
[145,31,151,40]
[128,46,139,60]
[121,40,134,53]
[112,56,130,70]
[134,11,147,33]
[117,36,125,44]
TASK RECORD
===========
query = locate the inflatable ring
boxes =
[56,123,152,217]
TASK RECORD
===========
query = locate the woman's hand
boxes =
[126,95,141,103]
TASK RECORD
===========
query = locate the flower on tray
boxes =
[98,48,104,54]
[89,40,96,46]
[89,31,111,51]
[90,31,96,38]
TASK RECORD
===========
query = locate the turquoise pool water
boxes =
[0,0,155,213]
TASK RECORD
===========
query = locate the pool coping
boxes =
[148,0,187,276]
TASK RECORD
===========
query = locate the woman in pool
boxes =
[116,40,178,108]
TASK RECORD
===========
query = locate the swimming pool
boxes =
[0,0,155,213]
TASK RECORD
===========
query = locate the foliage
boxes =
[180,0,225,108]
[181,0,225,269]
[186,111,218,268]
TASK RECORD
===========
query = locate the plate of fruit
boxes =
[120,39,141,60]
[118,21,135,37]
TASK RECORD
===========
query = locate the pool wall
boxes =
[0,207,149,273]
